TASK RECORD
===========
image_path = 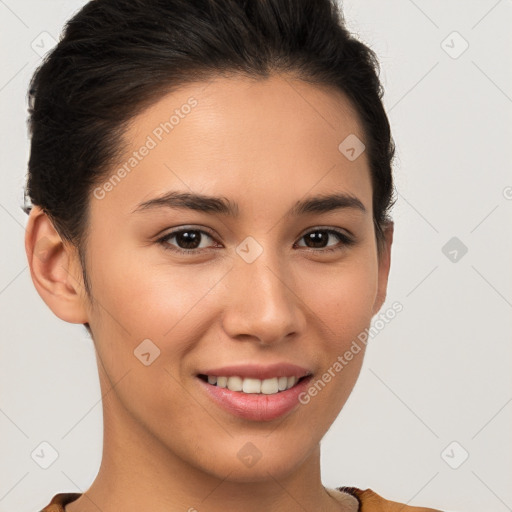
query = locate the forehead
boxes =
[92,73,372,219]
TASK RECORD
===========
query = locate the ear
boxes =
[25,205,89,324]
[372,221,394,315]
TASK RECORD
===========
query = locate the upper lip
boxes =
[198,363,313,380]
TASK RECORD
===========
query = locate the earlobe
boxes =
[25,206,89,324]
[372,221,394,316]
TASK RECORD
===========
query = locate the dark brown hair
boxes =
[25,0,396,300]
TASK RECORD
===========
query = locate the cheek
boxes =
[296,260,376,414]
[88,243,233,362]
[296,254,378,344]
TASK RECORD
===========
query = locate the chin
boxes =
[192,436,316,482]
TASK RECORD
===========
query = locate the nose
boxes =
[220,248,306,346]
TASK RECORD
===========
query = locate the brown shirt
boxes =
[38,487,444,511]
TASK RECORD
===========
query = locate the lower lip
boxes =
[197,375,313,422]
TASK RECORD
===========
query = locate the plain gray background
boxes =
[1,1,511,511]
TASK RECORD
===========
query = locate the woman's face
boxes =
[77,74,392,480]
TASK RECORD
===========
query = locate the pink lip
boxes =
[197,362,312,380]
[197,374,313,422]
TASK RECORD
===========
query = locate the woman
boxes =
[24,0,446,510]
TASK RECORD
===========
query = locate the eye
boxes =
[157,226,355,255]
[295,228,355,253]
[157,227,219,255]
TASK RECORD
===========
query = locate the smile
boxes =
[197,373,314,421]
[198,374,307,394]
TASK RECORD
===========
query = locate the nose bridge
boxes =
[222,236,303,344]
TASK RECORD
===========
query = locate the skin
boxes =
[26,73,393,512]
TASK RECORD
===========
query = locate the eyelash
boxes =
[156,226,355,256]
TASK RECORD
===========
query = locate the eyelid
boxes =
[156,226,219,250]
[156,225,355,254]
[298,224,354,240]
[153,224,217,240]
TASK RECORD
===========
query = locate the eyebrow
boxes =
[132,191,367,217]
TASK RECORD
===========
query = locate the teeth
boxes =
[287,376,297,389]
[227,376,243,391]
[242,378,261,394]
[261,378,278,394]
[204,375,301,394]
